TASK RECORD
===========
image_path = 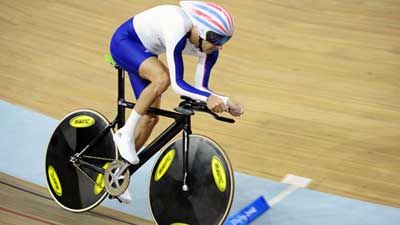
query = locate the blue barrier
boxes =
[224,196,270,225]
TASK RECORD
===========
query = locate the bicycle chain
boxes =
[73,155,118,187]
[83,155,117,162]
[74,164,98,186]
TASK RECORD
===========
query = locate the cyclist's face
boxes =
[202,40,222,54]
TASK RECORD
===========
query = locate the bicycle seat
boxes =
[104,54,121,69]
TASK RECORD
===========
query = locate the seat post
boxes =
[117,67,126,129]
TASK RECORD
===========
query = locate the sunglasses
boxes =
[206,31,231,46]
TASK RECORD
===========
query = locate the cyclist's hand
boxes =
[227,98,244,117]
[207,95,228,113]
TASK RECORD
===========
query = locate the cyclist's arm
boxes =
[165,31,212,102]
[194,51,229,104]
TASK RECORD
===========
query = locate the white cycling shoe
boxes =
[113,129,140,165]
[117,189,133,204]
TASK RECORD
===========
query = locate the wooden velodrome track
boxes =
[1,0,399,224]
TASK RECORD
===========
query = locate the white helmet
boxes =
[180,1,234,45]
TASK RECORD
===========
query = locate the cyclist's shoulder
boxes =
[137,5,189,26]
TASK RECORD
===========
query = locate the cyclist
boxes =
[110,1,244,202]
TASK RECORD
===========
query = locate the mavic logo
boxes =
[228,207,258,225]
[69,115,95,128]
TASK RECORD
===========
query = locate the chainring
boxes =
[103,160,131,196]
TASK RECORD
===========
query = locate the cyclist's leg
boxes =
[109,22,153,164]
[134,56,170,114]
[135,96,161,150]
[132,57,169,148]
[110,18,169,164]
[113,57,169,164]
[127,70,158,150]
[126,58,168,150]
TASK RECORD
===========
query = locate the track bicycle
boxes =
[45,55,235,225]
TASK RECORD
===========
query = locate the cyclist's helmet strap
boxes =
[199,36,204,52]
[180,1,234,46]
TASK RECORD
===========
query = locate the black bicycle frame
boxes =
[73,65,233,189]
[113,66,193,178]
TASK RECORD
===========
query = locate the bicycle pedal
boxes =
[108,194,123,203]
[115,196,123,203]
[103,160,131,196]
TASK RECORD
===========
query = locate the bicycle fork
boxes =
[182,115,192,192]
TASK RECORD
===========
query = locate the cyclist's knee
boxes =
[142,114,159,128]
[139,58,170,95]
[152,73,170,94]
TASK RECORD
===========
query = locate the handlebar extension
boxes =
[175,96,235,124]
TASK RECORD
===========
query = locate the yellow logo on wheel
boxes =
[48,165,62,197]
[69,115,95,128]
[171,223,190,225]
[94,162,110,195]
[211,156,227,192]
[155,149,176,182]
